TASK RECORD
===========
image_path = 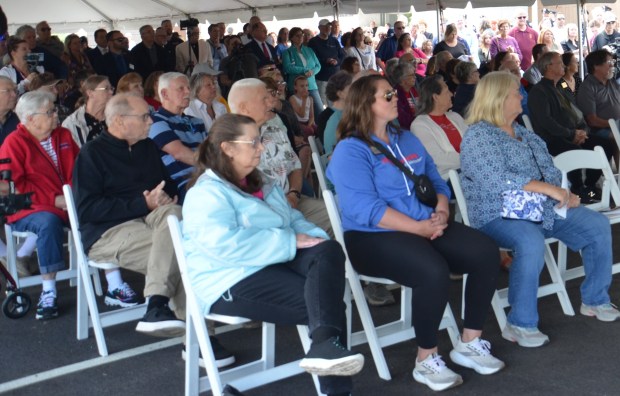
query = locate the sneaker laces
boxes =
[468,338,491,356]
[39,290,56,308]
[117,282,137,299]
[330,336,348,351]
[423,353,447,373]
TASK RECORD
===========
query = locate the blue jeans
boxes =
[12,211,66,274]
[480,206,612,328]
[308,88,324,118]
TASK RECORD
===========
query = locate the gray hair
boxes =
[189,73,211,101]
[0,76,16,86]
[538,51,560,75]
[384,58,400,86]
[104,93,134,125]
[15,25,35,39]
[455,61,478,84]
[228,78,266,113]
[392,62,416,85]
[157,72,188,99]
[15,91,55,121]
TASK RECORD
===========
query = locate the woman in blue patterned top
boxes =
[460,71,619,348]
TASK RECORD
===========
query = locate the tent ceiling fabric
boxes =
[3,0,592,31]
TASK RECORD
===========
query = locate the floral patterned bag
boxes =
[501,190,547,223]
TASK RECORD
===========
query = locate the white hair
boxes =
[157,72,188,99]
[228,78,266,113]
[15,91,54,121]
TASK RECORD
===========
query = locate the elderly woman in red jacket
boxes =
[0,90,79,320]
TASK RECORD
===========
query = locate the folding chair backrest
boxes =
[522,114,534,132]
[311,152,329,196]
[448,169,471,226]
[308,136,321,156]
[609,119,620,153]
[63,185,88,267]
[553,146,620,211]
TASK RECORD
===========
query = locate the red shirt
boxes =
[429,114,462,153]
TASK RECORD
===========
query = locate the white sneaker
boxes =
[449,337,505,375]
[580,303,620,322]
[413,353,463,391]
[501,323,549,348]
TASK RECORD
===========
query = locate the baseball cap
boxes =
[318,19,332,27]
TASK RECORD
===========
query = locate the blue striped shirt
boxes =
[148,107,207,199]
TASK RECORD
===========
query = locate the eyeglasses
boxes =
[277,81,287,86]
[0,88,18,95]
[262,66,277,72]
[40,27,51,32]
[395,26,406,30]
[267,89,278,97]
[112,37,125,42]
[517,16,528,19]
[121,113,151,122]
[94,86,115,92]
[229,136,264,148]
[33,107,58,117]
[557,17,565,20]
[607,59,617,65]
[383,89,398,102]
[607,21,616,25]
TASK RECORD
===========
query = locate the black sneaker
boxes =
[299,336,364,376]
[579,186,602,204]
[222,385,245,396]
[182,336,236,368]
[36,290,58,320]
[105,282,140,308]
[135,304,185,337]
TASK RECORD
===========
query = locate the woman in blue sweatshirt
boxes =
[327,75,503,392]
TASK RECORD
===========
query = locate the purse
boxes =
[358,136,438,208]
[501,138,547,223]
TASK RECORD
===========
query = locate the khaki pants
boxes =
[89,205,186,320]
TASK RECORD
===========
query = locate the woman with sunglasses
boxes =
[327,75,504,392]
[182,113,364,395]
[62,75,113,147]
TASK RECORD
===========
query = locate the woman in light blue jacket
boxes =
[282,27,323,116]
[182,114,363,395]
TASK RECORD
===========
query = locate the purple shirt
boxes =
[490,36,523,62]
[509,27,538,70]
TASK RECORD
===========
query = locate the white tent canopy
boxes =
[2,0,613,33]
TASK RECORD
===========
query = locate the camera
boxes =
[606,38,620,77]
[25,52,43,73]
[0,159,33,216]
[180,18,199,30]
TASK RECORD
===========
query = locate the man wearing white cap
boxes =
[592,12,620,51]
[308,19,344,109]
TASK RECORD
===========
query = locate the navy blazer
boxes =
[245,40,279,68]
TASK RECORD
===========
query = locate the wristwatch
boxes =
[286,189,301,199]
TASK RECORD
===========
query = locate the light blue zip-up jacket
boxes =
[182,169,329,316]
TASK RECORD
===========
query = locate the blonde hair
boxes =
[466,71,519,126]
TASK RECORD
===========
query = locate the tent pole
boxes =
[79,0,113,28]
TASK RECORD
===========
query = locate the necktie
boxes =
[262,43,270,60]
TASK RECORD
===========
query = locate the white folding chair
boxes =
[308,136,324,157]
[448,170,575,331]
[311,152,329,197]
[63,185,152,357]
[4,223,80,290]
[522,114,534,132]
[166,215,323,396]
[608,118,620,177]
[552,146,620,281]
[322,190,459,381]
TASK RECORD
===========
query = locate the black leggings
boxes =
[344,221,499,349]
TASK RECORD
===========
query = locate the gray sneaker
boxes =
[502,323,549,348]
[413,353,463,391]
[363,283,395,306]
[449,337,505,375]
[580,303,620,322]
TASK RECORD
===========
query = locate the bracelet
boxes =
[286,189,301,199]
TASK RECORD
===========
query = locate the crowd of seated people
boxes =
[1,9,620,394]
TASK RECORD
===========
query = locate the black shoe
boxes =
[182,337,236,368]
[135,304,185,337]
[579,186,601,204]
[299,336,364,376]
[223,385,245,396]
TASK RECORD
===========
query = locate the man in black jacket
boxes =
[528,51,614,202]
[130,25,173,80]
[73,93,185,337]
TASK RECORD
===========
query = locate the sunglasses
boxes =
[517,16,527,20]
[383,89,398,102]
[229,136,265,148]
[40,27,52,32]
